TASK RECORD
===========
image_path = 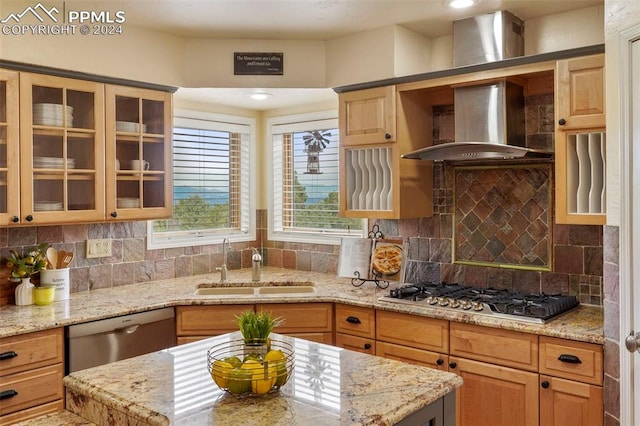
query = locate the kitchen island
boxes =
[63,331,462,425]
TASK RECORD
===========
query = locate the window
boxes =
[148,110,255,249]
[268,111,364,244]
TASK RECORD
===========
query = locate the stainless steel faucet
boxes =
[251,248,262,282]
[216,238,231,283]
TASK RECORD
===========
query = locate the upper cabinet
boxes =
[339,86,396,145]
[554,54,606,225]
[0,69,173,226]
[19,73,105,225]
[0,70,20,226]
[105,85,172,221]
[338,86,434,219]
[555,54,605,130]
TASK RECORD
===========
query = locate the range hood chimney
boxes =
[402,11,553,162]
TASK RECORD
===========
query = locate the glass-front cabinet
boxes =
[19,73,105,224]
[105,85,172,220]
[0,70,20,225]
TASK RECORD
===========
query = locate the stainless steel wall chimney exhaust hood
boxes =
[402,11,553,162]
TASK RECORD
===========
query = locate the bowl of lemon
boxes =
[207,337,295,396]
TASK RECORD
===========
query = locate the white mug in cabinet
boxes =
[131,159,150,170]
[115,159,120,170]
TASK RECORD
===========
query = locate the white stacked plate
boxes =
[33,103,74,127]
[117,197,140,208]
[33,156,75,169]
[34,201,63,211]
[116,121,147,133]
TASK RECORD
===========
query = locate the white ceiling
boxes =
[33,0,603,110]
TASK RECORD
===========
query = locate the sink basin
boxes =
[194,281,317,296]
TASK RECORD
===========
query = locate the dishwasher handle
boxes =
[114,324,141,334]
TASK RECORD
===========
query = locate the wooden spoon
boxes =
[46,247,58,270]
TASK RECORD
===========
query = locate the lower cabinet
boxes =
[448,356,539,426]
[257,303,334,345]
[539,375,603,426]
[335,304,375,354]
[0,328,64,423]
[176,304,254,344]
[375,341,448,371]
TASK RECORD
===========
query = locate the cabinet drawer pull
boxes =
[558,118,567,126]
[541,381,550,389]
[346,316,361,324]
[0,389,18,400]
[436,358,444,366]
[449,362,457,369]
[364,343,372,350]
[558,354,582,364]
[0,351,17,361]
[384,133,392,140]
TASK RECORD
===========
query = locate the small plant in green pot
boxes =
[235,310,283,353]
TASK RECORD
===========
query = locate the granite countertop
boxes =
[0,267,604,344]
[63,332,463,425]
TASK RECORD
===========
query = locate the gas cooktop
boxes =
[378,282,579,324]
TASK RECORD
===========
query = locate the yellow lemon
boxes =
[211,360,233,389]
[264,349,286,363]
[251,364,277,394]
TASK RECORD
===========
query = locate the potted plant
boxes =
[235,310,284,352]
[1,243,50,305]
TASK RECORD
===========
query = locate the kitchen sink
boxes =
[193,281,317,296]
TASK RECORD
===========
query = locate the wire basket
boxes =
[207,336,295,396]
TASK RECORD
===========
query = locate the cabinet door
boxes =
[256,303,333,334]
[556,54,605,130]
[176,305,254,337]
[376,310,449,353]
[449,356,538,426]
[539,375,603,426]
[335,304,375,339]
[376,341,448,372]
[335,333,375,355]
[0,70,20,226]
[105,85,172,220]
[339,86,396,145]
[19,73,105,224]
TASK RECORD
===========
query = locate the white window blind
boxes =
[148,112,254,249]
[269,112,363,244]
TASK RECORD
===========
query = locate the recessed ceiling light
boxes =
[443,0,480,9]
[249,92,272,101]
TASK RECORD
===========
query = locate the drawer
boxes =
[0,328,63,376]
[376,310,449,353]
[0,399,64,424]
[257,303,333,333]
[539,336,603,385]
[176,305,254,336]
[0,363,64,415]
[376,341,448,372]
[335,304,375,339]
[450,322,538,372]
[335,333,375,355]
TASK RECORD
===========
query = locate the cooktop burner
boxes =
[379,282,579,324]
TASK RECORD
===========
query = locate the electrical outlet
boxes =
[86,239,112,258]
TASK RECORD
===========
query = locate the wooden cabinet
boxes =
[376,341,448,371]
[376,310,448,353]
[105,85,173,220]
[335,304,375,355]
[555,54,605,130]
[1,69,173,226]
[257,303,334,345]
[175,304,254,344]
[19,72,106,224]
[539,336,603,426]
[449,356,539,426]
[339,86,396,145]
[0,328,64,423]
[0,70,20,226]
[554,54,606,225]
[338,86,433,219]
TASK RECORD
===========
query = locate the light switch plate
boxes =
[86,239,112,258]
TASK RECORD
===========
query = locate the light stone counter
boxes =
[0,267,604,344]
[63,332,463,425]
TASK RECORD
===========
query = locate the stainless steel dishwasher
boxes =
[67,307,176,373]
